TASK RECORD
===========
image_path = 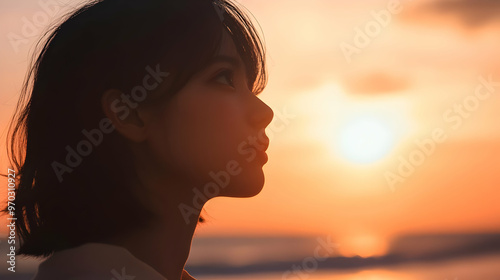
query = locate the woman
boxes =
[4,0,273,279]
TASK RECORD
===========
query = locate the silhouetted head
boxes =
[6,0,273,257]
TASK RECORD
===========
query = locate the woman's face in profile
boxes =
[143,32,274,199]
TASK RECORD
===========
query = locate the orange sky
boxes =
[1,0,500,257]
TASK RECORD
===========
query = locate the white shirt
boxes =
[32,242,196,280]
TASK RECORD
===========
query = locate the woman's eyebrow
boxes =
[207,55,241,69]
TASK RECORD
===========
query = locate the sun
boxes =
[336,115,396,164]
[290,82,412,166]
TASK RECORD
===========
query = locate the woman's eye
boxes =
[213,69,235,87]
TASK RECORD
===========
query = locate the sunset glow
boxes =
[1,0,500,278]
[337,234,389,258]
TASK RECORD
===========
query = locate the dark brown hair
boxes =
[3,0,266,257]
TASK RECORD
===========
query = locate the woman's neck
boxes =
[116,148,203,279]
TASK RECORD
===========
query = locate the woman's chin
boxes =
[222,175,266,198]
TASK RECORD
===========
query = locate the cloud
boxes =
[403,0,500,29]
[342,72,410,95]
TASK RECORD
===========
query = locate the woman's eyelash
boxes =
[213,69,235,87]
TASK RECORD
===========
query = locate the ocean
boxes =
[1,234,500,279]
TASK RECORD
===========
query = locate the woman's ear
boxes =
[101,89,149,142]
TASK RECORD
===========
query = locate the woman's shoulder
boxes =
[32,242,176,280]
[181,270,197,280]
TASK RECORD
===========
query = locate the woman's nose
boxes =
[250,96,274,128]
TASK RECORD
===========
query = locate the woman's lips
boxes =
[259,150,268,164]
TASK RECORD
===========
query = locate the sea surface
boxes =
[1,234,499,280]
[198,254,500,280]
